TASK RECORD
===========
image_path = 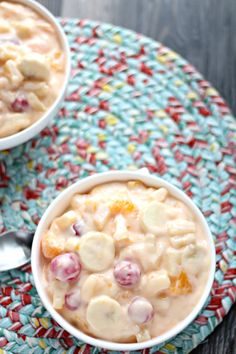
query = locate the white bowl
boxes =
[0,0,71,151]
[31,169,216,351]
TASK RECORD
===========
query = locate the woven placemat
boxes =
[0,19,235,354]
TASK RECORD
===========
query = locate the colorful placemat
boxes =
[0,18,235,354]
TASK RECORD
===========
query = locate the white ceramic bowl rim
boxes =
[0,0,71,150]
[32,170,216,351]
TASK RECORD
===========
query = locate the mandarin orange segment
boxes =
[41,231,64,259]
[170,271,192,295]
[109,199,135,214]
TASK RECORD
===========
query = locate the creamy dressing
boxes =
[41,181,211,343]
[0,1,65,137]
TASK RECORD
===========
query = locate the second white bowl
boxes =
[0,0,71,151]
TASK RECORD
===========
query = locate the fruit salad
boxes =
[41,181,211,343]
[0,1,65,137]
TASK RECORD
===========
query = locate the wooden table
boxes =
[37,1,236,353]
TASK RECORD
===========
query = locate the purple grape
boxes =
[72,219,84,236]
[50,253,81,282]
[11,98,29,113]
[128,297,154,324]
[65,289,81,310]
[113,260,141,287]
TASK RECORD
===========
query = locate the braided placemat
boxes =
[0,19,235,354]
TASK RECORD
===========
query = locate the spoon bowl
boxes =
[0,230,34,271]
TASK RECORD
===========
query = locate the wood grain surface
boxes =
[37,1,236,353]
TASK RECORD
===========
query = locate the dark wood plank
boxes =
[192,304,236,354]
[36,0,62,16]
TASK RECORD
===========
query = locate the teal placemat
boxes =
[0,19,235,354]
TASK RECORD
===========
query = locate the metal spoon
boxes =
[0,230,34,271]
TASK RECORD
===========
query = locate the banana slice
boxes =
[81,274,118,302]
[86,295,123,334]
[144,270,170,297]
[140,202,167,236]
[18,53,50,80]
[79,232,115,271]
